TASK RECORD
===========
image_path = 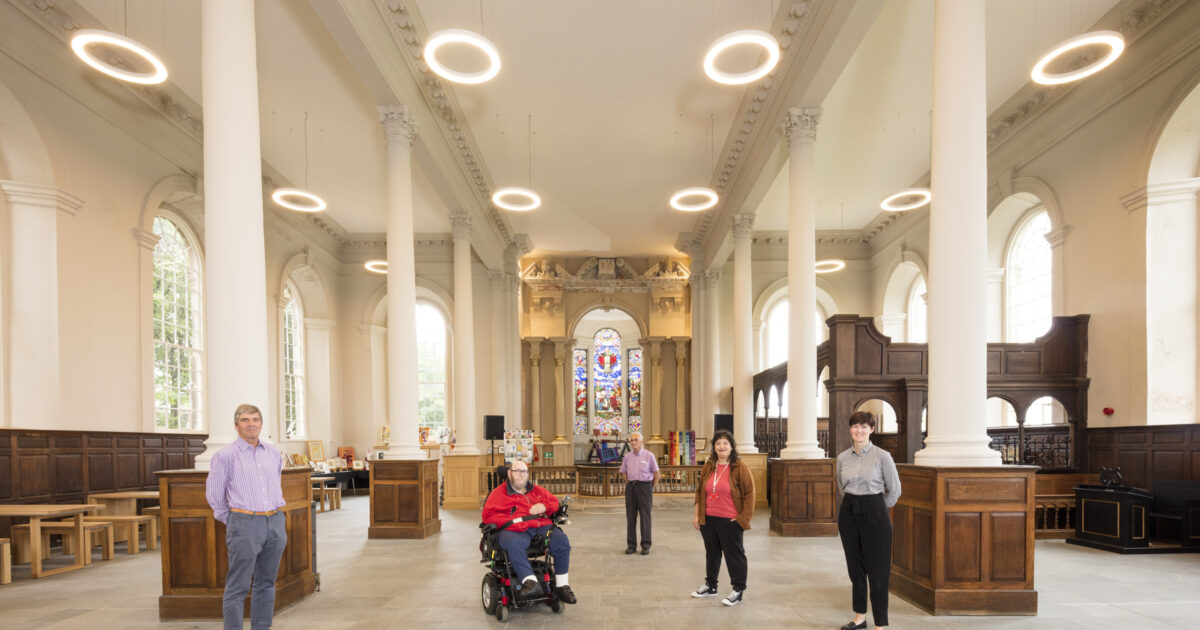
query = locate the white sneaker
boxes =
[690,584,719,598]
[721,589,743,606]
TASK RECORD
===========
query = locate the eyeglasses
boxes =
[510,470,529,475]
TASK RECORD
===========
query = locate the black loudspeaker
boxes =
[484,415,505,441]
[714,413,733,434]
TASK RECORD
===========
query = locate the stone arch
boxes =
[566,303,647,340]
[279,252,332,320]
[0,69,58,185]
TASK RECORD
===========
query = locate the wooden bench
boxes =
[1150,479,1200,547]
[1,538,10,584]
[76,515,157,553]
[312,485,342,512]
[12,522,114,565]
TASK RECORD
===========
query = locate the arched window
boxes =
[593,328,622,434]
[415,302,447,429]
[906,276,927,343]
[762,297,829,369]
[281,283,306,439]
[1006,210,1052,342]
[152,215,203,431]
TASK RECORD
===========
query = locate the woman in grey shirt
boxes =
[836,411,901,630]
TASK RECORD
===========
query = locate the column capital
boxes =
[731,213,755,240]
[489,269,507,290]
[276,294,291,309]
[674,338,690,362]
[704,269,722,290]
[783,107,821,146]
[450,212,472,240]
[1044,225,1070,248]
[0,180,84,216]
[378,105,418,145]
[131,228,160,251]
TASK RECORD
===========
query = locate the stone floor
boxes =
[1,495,1197,628]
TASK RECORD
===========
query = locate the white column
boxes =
[731,214,758,452]
[781,107,826,459]
[985,268,1004,342]
[552,339,571,444]
[379,105,423,459]
[705,270,722,439]
[528,338,543,438]
[648,338,664,442]
[489,270,509,424]
[450,213,480,454]
[304,318,336,445]
[132,228,160,432]
[915,0,1000,466]
[688,269,705,438]
[195,0,270,467]
[675,340,689,432]
[0,182,81,430]
[357,324,389,448]
[506,243,526,430]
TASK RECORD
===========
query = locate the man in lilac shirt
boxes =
[619,432,660,555]
[206,404,287,630]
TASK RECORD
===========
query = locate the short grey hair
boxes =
[629,432,644,441]
[233,403,262,424]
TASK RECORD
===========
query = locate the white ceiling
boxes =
[73,0,1121,251]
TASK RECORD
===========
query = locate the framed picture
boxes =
[352,460,365,470]
[337,446,355,462]
[308,440,324,462]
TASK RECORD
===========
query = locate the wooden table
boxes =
[0,504,103,578]
[312,476,335,512]
[86,491,160,516]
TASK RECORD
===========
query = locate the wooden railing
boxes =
[479,465,703,499]
[988,424,1073,470]
[1034,494,1076,539]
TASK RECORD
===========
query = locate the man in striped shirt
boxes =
[206,404,287,630]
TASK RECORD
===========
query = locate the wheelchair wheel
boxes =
[495,604,510,623]
[481,574,500,615]
[549,598,562,614]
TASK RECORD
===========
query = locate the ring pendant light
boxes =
[880,188,932,212]
[424,29,501,84]
[1031,30,1124,85]
[492,187,541,211]
[815,259,846,274]
[70,29,168,85]
[272,188,327,213]
[670,187,719,212]
[703,29,780,85]
[363,260,388,274]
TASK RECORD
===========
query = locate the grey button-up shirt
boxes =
[836,441,902,508]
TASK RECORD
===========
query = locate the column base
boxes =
[454,445,482,455]
[778,440,826,459]
[382,443,425,460]
[193,439,234,471]
[551,436,570,445]
[913,436,1002,467]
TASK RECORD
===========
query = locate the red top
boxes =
[482,482,560,533]
[704,463,738,519]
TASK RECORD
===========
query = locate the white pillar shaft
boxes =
[490,273,507,426]
[133,230,160,432]
[705,271,721,439]
[916,0,1000,466]
[649,344,663,440]
[676,345,688,432]
[451,218,479,454]
[508,273,522,430]
[197,0,269,467]
[304,319,335,446]
[781,108,825,459]
[380,106,422,459]
[732,215,757,452]
[552,343,567,443]
[368,327,388,442]
[529,346,542,439]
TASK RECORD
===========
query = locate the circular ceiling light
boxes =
[272,188,327,213]
[670,187,719,212]
[423,29,501,85]
[364,260,388,274]
[70,29,168,85]
[492,187,541,211]
[880,188,932,212]
[815,259,846,274]
[703,29,781,85]
[1031,30,1124,85]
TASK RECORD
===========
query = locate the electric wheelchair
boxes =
[479,466,573,622]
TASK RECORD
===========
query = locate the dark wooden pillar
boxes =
[768,458,838,536]
[369,459,441,539]
[157,468,316,620]
[890,464,1038,615]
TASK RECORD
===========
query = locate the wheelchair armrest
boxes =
[480,522,498,534]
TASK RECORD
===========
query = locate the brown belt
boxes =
[230,508,280,516]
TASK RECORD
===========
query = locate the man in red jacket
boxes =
[482,460,576,604]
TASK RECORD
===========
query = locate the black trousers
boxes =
[699,516,747,591]
[838,493,892,627]
[625,481,653,549]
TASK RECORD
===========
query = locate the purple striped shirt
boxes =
[619,448,659,482]
[205,437,286,523]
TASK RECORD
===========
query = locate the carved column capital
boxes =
[1044,225,1070,248]
[783,107,821,146]
[674,338,690,363]
[450,212,472,240]
[731,213,755,240]
[131,228,160,251]
[378,105,418,145]
[704,270,722,290]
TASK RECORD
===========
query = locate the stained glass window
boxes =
[573,349,588,434]
[627,348,642,434]
[593,328,622,434]
[152,216,203,431]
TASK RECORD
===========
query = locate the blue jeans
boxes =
[223,511,287,630]
[496,525,571,589]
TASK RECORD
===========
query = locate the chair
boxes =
[1,538,11,584]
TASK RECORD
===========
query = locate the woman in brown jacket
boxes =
[690,429,755,607]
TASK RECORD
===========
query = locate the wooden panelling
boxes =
[169,517,209,587]
[946,476,1026,503]
[1004,351,1042,374]
[913,508,932,578]
[887,351,923,374]
[855,327,883,375]
[1085,424,1200,491]
[893,504,911,571]
[768,459,838,537]
[0,429,205,537]
[991,512,1027,580]
[368,460,441,539]
[945,513,982,581]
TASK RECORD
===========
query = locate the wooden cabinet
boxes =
[156,468,316,620]
[890,465,1038,615]
[369,460,441,539]
[768,458,838,536]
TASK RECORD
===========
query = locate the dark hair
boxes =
[848,411,876,428]
[707,429,739,464]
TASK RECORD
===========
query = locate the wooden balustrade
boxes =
[476,465,702,499]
